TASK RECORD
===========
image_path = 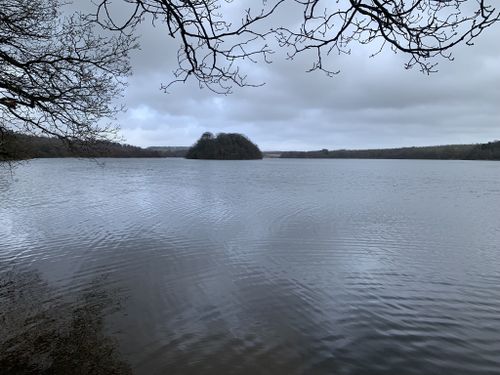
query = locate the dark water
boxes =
[1,158,500,374]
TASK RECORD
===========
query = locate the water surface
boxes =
[1,158,500,374]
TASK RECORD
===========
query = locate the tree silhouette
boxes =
[0,0,136,158]
[95,0,500,93]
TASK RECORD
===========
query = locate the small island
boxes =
[186,132,263,160]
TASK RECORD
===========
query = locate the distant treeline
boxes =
[0,132,163,161]
[146,146,188,158]
[280,142,500,161]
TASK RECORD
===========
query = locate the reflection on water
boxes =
[0,267,131,374]
[1,158,500,374]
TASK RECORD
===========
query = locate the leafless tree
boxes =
[95,0,500,94]
[0,0,136,158]
[1,1,499,159]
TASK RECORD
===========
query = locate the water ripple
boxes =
[1,158,500,374]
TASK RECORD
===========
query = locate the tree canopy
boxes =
[186,132,263,160]
[0,0,135,158]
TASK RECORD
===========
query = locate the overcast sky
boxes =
[77,1,500,151]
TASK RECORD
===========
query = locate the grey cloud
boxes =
[71,1,500,150]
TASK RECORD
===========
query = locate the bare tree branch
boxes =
[0,0,137,159]
[95,0,500,93]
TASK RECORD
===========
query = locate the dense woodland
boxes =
[186,133,263,160]
[280,142,500,161]
[0,132,162,161]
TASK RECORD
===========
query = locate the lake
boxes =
[1,158,500,374]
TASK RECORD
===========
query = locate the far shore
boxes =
[2,132,500,162]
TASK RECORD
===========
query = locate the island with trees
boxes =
[186,132,263,160]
